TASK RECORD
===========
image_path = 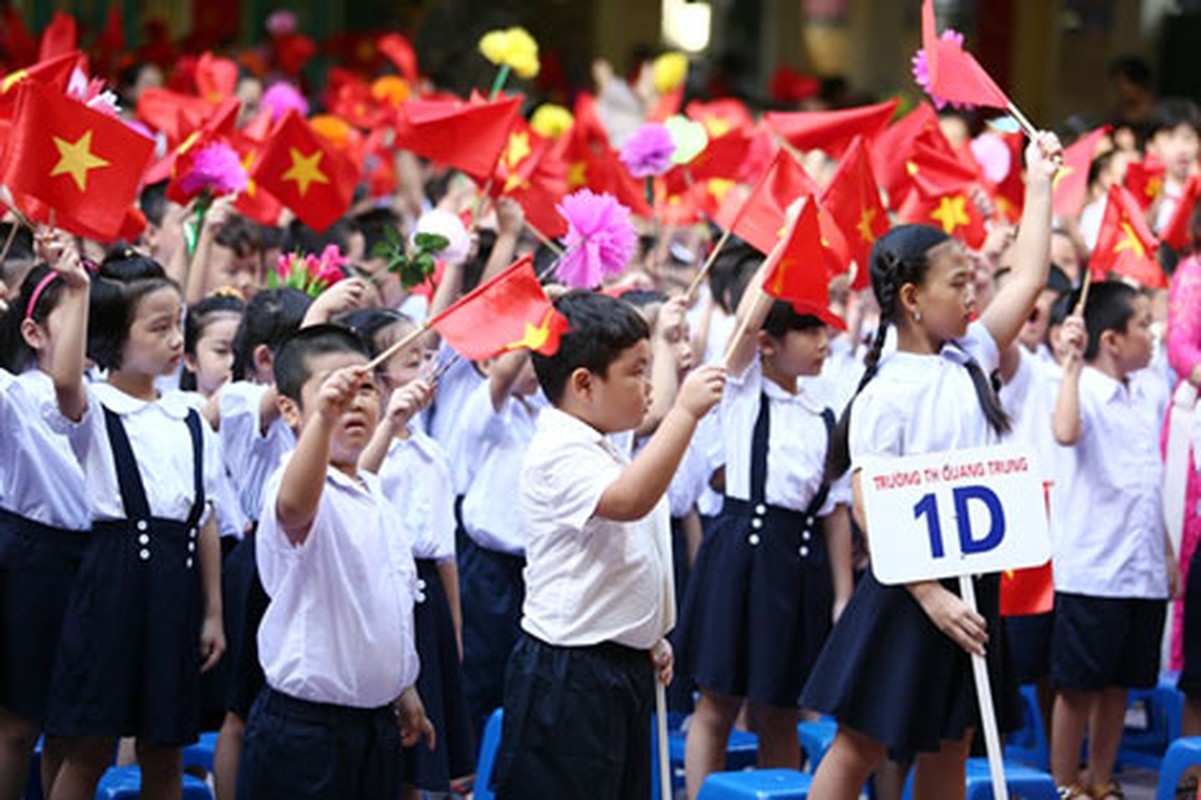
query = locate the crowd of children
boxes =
[0,19,1200,800]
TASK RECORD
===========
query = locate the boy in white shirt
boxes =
[493,291,725,799]
[1050,282,1179,800]
[237,326,432,800]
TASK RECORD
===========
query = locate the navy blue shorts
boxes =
[1179,544,1201,695]
[237,687,403,800]
[1004,612,1054,684]
[1051,592,1165,691]
[493,633,654,800]
[222,532,269,719]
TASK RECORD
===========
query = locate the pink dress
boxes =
[1166,255,1201,670]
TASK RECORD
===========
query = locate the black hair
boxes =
[462,229,498,295]
[180,294,245,391]
[762,301,824,338]
[1149,98,1201,139]
[336,307,416,362]
[273,324,369,405]
[86,250,177,372]
[1078,280,1139,361]
[283,218,351,257]
[0,223,34,265]
[230,287,312,381]
[531,290,650,405]
[710,239,761,313]
[1109,56,1152,89]
[0,263,67,372]
[351,208,402,259]
[1046,265,1072,296]
[1086,149,1119,191]
[1049,291,1075,329]
[139,181,168,228]
[826,225,1009,478]
[215,213,284,257]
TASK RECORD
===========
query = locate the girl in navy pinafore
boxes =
[43,251,224,800]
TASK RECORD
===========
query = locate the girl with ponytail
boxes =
[801,131,1062,800]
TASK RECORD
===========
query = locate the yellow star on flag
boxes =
[240,152,259,197]
[1113,221,1147,258]
[856,207,878,243]
[503,309,557,352]
[1,69,27,94]
[1145,176,1163,199]
[50,130,111,192]
[504,132,531,170]
[282,148,330,197]
[1051,164,1075,192]
[568,160,587,189]
[930,195,970,234]
[707,178,735,204]
[504,173,528,193]
[704,118,732,139]
[905,161,919,177]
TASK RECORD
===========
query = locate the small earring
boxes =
[914,310,923,322]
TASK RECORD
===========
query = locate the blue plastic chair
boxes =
[798,718,838,773]
[473,708,504,800]
[902,758,1057,800]
[697,768,812,799]
[1117,674,1183,771]
[94,765,212,800]
[1004,684,1050,769]
[654,720,758,798]
[1155,737,1201,800]
[182,731,219,773]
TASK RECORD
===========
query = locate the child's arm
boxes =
[639,296,687,436]
[724,258,776,377]
[481,198,524,283]
[980,132,1062,353]
[359,379,434,473]
[301,278,369,326]
[275,366,366,544]
[488,350,529,412]
[185,196,233,305]
[39,229,91,422]
[823,505,854,622]
[395,685,436,749]
[1053,316,1087,445]
[436,559,464,659]
[596,364,725,521]
[197,515,226,672]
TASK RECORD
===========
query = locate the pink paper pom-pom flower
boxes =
[266,10,298,36]
[619,123,676,178]
[180,141,247,197]
[912,29,975,111]
[261,81,309,122]
[555,189,637,288]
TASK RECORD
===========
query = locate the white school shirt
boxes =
[378,430,456,562]
[849,322,1001,464]
[256,463,420,708]
[694,407,726,517]
[521,407,674,649]
[177,390,249,539]
[722,357,849,513]
[425,345,485,494]
[51,384,222,524]
[1054,367,1170,599]
[0,370,90,530]
[456,382,540,555]
[218,382,296,523]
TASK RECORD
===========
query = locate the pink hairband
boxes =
[24,259,98,322]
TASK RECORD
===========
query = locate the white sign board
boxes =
[859,443,1051,585]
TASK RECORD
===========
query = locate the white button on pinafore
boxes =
[136,520,149,532]
[748,533,761,546]
[139,548,150,561]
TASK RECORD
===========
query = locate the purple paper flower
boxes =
[912,29,975,111]
[180,142,247,197]
[555,189,637,288]
[619,123,676,178]
[261,81,309,122]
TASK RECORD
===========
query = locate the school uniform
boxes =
[238,462,420,800]
[218,381,296,719]
[676,358,846,707]
[378,431,475,791]
[424,344,484,492]
[494,407,673,800]
[0,370,91,723]
[45,383,222,745]
[450,381,540,735]
[801,322,1021,760]
[1051,366,1170,691]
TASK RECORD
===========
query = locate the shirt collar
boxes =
[1081,365,1135,403]
[95,383,193,419]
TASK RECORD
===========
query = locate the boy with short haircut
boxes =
[493,291,725,799]
[1050,283,1177,800]
[237,325,432,800]
[1148,98,1201,232]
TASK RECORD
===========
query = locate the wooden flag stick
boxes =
[1005,102,1040,144]
[685,226,733,301]
[365,321,432,372]
[1073,268,1093,318]
[655,680,672,800]
[959,574,1010,800]
[525,220,564,256]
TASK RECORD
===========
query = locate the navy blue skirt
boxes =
[675,498,833,707]
[222,530,269,719]
[800,570,1020,761]
[0,509,88,723]
[45,518,204,746]
[403,558,476,791]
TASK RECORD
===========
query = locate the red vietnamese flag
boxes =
[429,254,568,360]
[906,130,980,200]
[253,110,357,233]
[195,52,238,104]
[1124,157,1165,211]
[0,9,38,68]
[148,96,239,188]
[1091,185,1165,288]
[872,102,940,207]
[14,190,146,244]
[821,136,889,289]
[394,94,521,183]
[686,98,754,140]
[716,149,818,254]
[761,196,847,330]
[897,188,987,249]
[765,98,898,158]
[38,11,77,63]
[1,83,153,241]
[921,0,1011,111]
[378,33,419,83]
[0,50,80,120]
[1162,175,1201,251]
[137,87,221,145]
[1052,126,1110,218]
[493,122,569,237]
[231,132,283,226]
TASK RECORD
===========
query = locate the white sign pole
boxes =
[656,680,672,800]
[958,574,1009,800]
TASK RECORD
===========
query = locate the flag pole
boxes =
[959,574,1010,800]
[365,321,432,373]
[1072,268,1093,317]
[655,680,672,800]
[685,226,732,300]
[1005,102,1040,144]
[525,220,564,256]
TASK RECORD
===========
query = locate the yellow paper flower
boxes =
[310,114,352,149]
[371,76,410,108]
[530,104,574,139]
[478,27,540,79]
[653,52,688,94]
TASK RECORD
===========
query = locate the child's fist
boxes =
[317,366,368,422]
[386,378,434,426]
[1058,315,1088,365]
[676,364,725,419]
[1026,130,1064,185]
